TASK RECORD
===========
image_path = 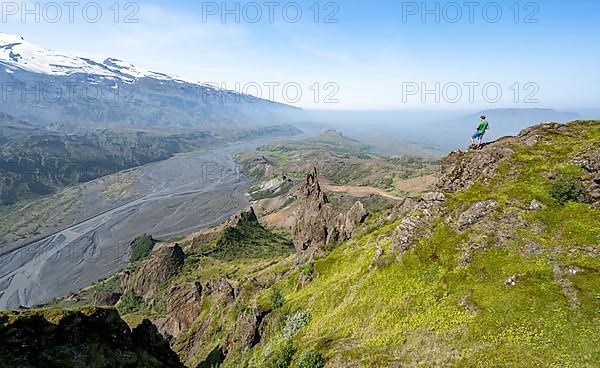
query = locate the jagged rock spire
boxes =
[293,168,367,262]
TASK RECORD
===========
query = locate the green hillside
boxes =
[38,121,600,367]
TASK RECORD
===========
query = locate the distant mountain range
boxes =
[0,33,297,130]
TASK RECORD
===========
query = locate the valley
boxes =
[0,136,300,309]
[0,14,599,367]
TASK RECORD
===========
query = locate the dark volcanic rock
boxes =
[226,207,259,227]
[121,243,185,302]
[293,168,332,260]
[0,307,184,368]
[437,146,514,193]
[132,319,186,367]
[91,292,122,307]
[292,168,368,262]
[155,282,203,339]
[390,192,447,256]
[573,149,600,206]
[204,276,237,305]
[225,305,266,354]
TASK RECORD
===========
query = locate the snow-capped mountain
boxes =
[0,33,296,129]
[0,32,185,82]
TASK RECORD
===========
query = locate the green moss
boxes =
[129,234,156,263]
[196,220,294,261]
[264,341,295,368]
[271,288,285,310]
[295,349,325,368]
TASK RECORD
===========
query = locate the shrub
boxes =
[272,288,285,310]
[265,342,295,368]
[283,311,311,339]
[116,291,145,315]
[129,234,155,263]
[296,349,325,368]
[549,177,582,204]
[300,262,315,278]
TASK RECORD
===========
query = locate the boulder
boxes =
[528,199,543,211]
[504,275,518,287]
[421,192,447,203]
[369,244,385,271]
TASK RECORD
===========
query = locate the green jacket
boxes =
[477,120,489,134]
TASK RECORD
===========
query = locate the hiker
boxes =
[470,115,489,147]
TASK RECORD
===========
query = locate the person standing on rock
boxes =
[470,115,490,147]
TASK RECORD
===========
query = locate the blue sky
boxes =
[3,0,599,109]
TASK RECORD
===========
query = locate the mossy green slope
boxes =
[209,121,599,367]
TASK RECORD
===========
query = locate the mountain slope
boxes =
[0,33,298,129]
[44,121,600,367]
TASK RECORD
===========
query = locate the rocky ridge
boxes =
[0,307,184,367]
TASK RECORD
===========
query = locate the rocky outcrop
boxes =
[226,207,258,227]
[573,149,600,206]
[390,192,447,256]
[437,124,562,193]
[203,276,237,306]
[457,200,498,231]
[121,243,185,302]
[293,168,369,262]
[132,319,186,367]
[342,201,369,238]
[91,292,122,307]
[155,282,203,340]
[437,146,514,193]
[552,265,581,308]
[224,306,265,354]
[293,168,332,260]
[0,307,184,368]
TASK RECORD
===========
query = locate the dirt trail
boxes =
[395,174,438,193]
[321,183,404,201]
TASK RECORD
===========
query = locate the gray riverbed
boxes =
[0,138,279,309]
